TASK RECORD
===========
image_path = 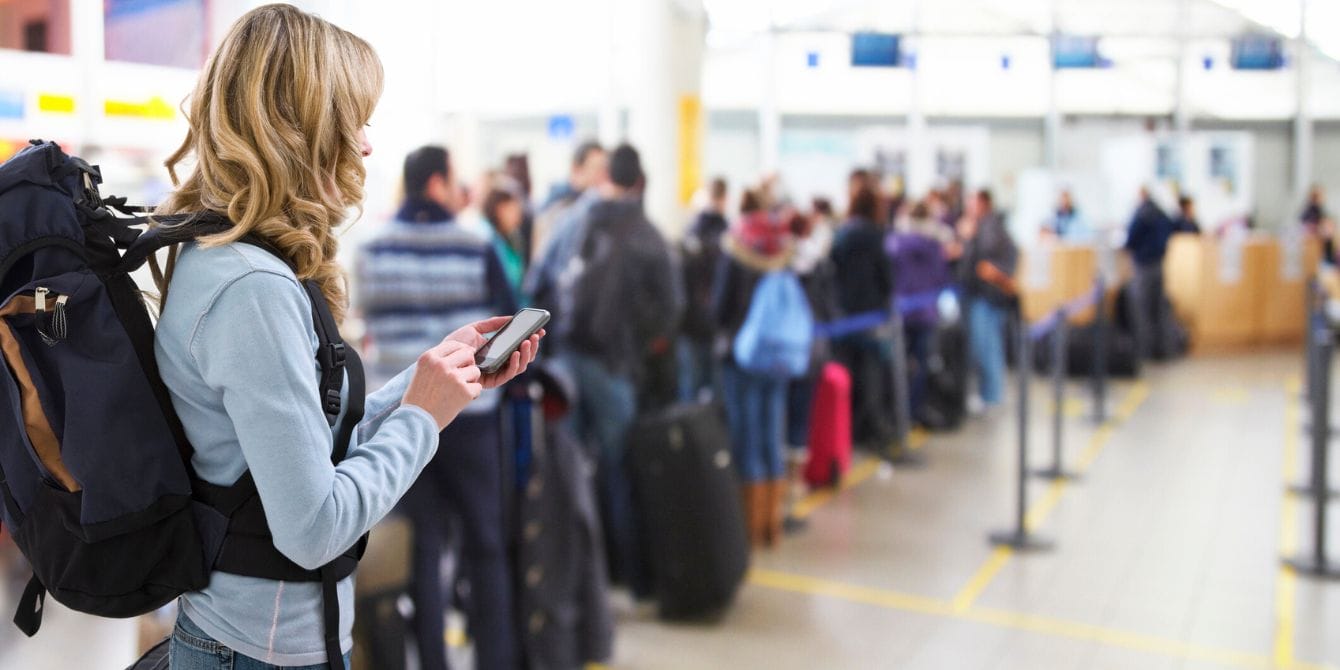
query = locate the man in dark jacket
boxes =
[679,177,731,402]
[1123,187,1174,360]
[562,144,679,597]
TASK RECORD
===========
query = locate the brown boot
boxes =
[740,483,767,548]
[763,479,785,548]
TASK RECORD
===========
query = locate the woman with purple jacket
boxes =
[887,200,953,424]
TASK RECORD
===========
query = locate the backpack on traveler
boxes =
[732,271,815,379]
[0,141,364,670]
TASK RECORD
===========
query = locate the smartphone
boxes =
[474,308,550,374]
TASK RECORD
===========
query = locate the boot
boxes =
[740,483,767,548]
[763,479,785,548]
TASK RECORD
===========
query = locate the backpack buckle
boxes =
[318,342,347,370]
[324,388,343,417]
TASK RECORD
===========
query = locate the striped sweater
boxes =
[355,200,518,398]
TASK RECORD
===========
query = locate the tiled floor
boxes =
[2,352,1337,669]
[615,351,1340,670]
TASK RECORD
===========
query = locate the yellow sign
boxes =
[104,96,175,120]
[677,94,703,206]
[37,94,75,114]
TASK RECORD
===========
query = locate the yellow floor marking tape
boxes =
[1213,386,1251,405]
[749,568,1335,670]
[952,381,1150,612]
[950,546,1013,612]
[1274,376,1302,668]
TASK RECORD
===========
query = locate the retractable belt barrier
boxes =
[1285,279,1340,578]
[813,289,946,465]
[989,279,1107,552]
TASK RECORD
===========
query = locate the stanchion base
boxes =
[988,530,1054,552]
[887,448,928,469]
[1286,483,1340,499]
[1031,467,1081,482]
[1284,556,1340,580]
[782,514,808,535]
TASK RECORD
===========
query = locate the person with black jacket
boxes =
[562,144,679,595]
[830,182,897,448]
[1123,187,1175,360]
[679,177,731,402]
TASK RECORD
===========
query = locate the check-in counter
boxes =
[1019,243,1101,325]
[1164,234,1320,350]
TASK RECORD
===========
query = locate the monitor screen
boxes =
[852,33,901,68]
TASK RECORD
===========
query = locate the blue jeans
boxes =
[563,352,643,594]
[170,612,350,669]
[722,363,788,482]
[968,298,1007,405]
[677,338,720,403]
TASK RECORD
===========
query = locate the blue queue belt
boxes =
[1027,281,1104,341]
[814,289,948,340]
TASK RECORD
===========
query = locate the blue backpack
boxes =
[0,141,364,670]
[732,271,815,378]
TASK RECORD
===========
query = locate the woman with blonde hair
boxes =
[150,5,540,668]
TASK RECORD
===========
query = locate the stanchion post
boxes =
[1285,329,1340,579]
[1290,286,1339,499]
[1034,311,1079,481]
[1092,280,1108,424]
[989,312,1053,551]
[887,309,925,467]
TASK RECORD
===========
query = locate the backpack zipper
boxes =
[33,287,68,346]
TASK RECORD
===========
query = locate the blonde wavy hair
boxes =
[155,3,383,323]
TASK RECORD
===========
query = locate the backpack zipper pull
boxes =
[53,295,68,342]
[33,287,65,346]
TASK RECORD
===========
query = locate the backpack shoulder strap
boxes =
[230,232,364,442]
[115,213,232,274]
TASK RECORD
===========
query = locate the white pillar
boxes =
[1173,0,1192,151]
[758,30,781,175]
[623,0,706,235]
[1294,0,1313,202]
[597,0,622,147]
[70,0,104,148]
[1043,1,1061,171]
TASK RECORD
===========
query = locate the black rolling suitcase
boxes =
[627,403,748,620]
[1033,324,1142,379]
[922,322,969,431]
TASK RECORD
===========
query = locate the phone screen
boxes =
[474,309,549,372]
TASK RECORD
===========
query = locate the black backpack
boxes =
[0,140,364,669]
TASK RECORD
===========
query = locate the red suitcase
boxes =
[804,362,852,488]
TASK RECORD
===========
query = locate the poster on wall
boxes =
[1209,142,1238,196]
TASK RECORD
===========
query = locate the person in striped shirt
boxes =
[355,145,520,670]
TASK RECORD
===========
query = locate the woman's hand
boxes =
[480,333,543,389]
[402,340,483,431]
[443,316,545,389]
